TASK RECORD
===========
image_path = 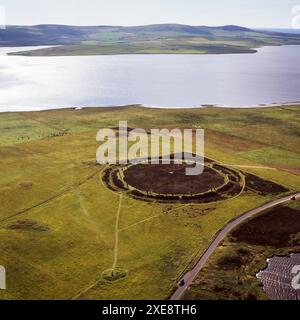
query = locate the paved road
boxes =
[170,192,300,300]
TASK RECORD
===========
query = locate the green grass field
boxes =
[0,105,299,299]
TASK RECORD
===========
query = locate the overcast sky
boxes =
[0,0,299,28]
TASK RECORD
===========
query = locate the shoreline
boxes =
[0,102,299,114]
[3,43,300,58]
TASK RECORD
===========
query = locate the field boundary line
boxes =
[119,214,161,232]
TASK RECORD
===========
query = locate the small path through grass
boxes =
[71,192,124,300]
[113,194,123,270]
[207,155,276,170]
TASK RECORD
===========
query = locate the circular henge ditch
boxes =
[102,157,244,204]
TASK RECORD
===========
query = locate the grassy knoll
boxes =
[0,105,299,300]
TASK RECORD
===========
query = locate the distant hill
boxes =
[1,24,300,56]
[257,28,300,34]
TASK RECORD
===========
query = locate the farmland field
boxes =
[0,105,299,300]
